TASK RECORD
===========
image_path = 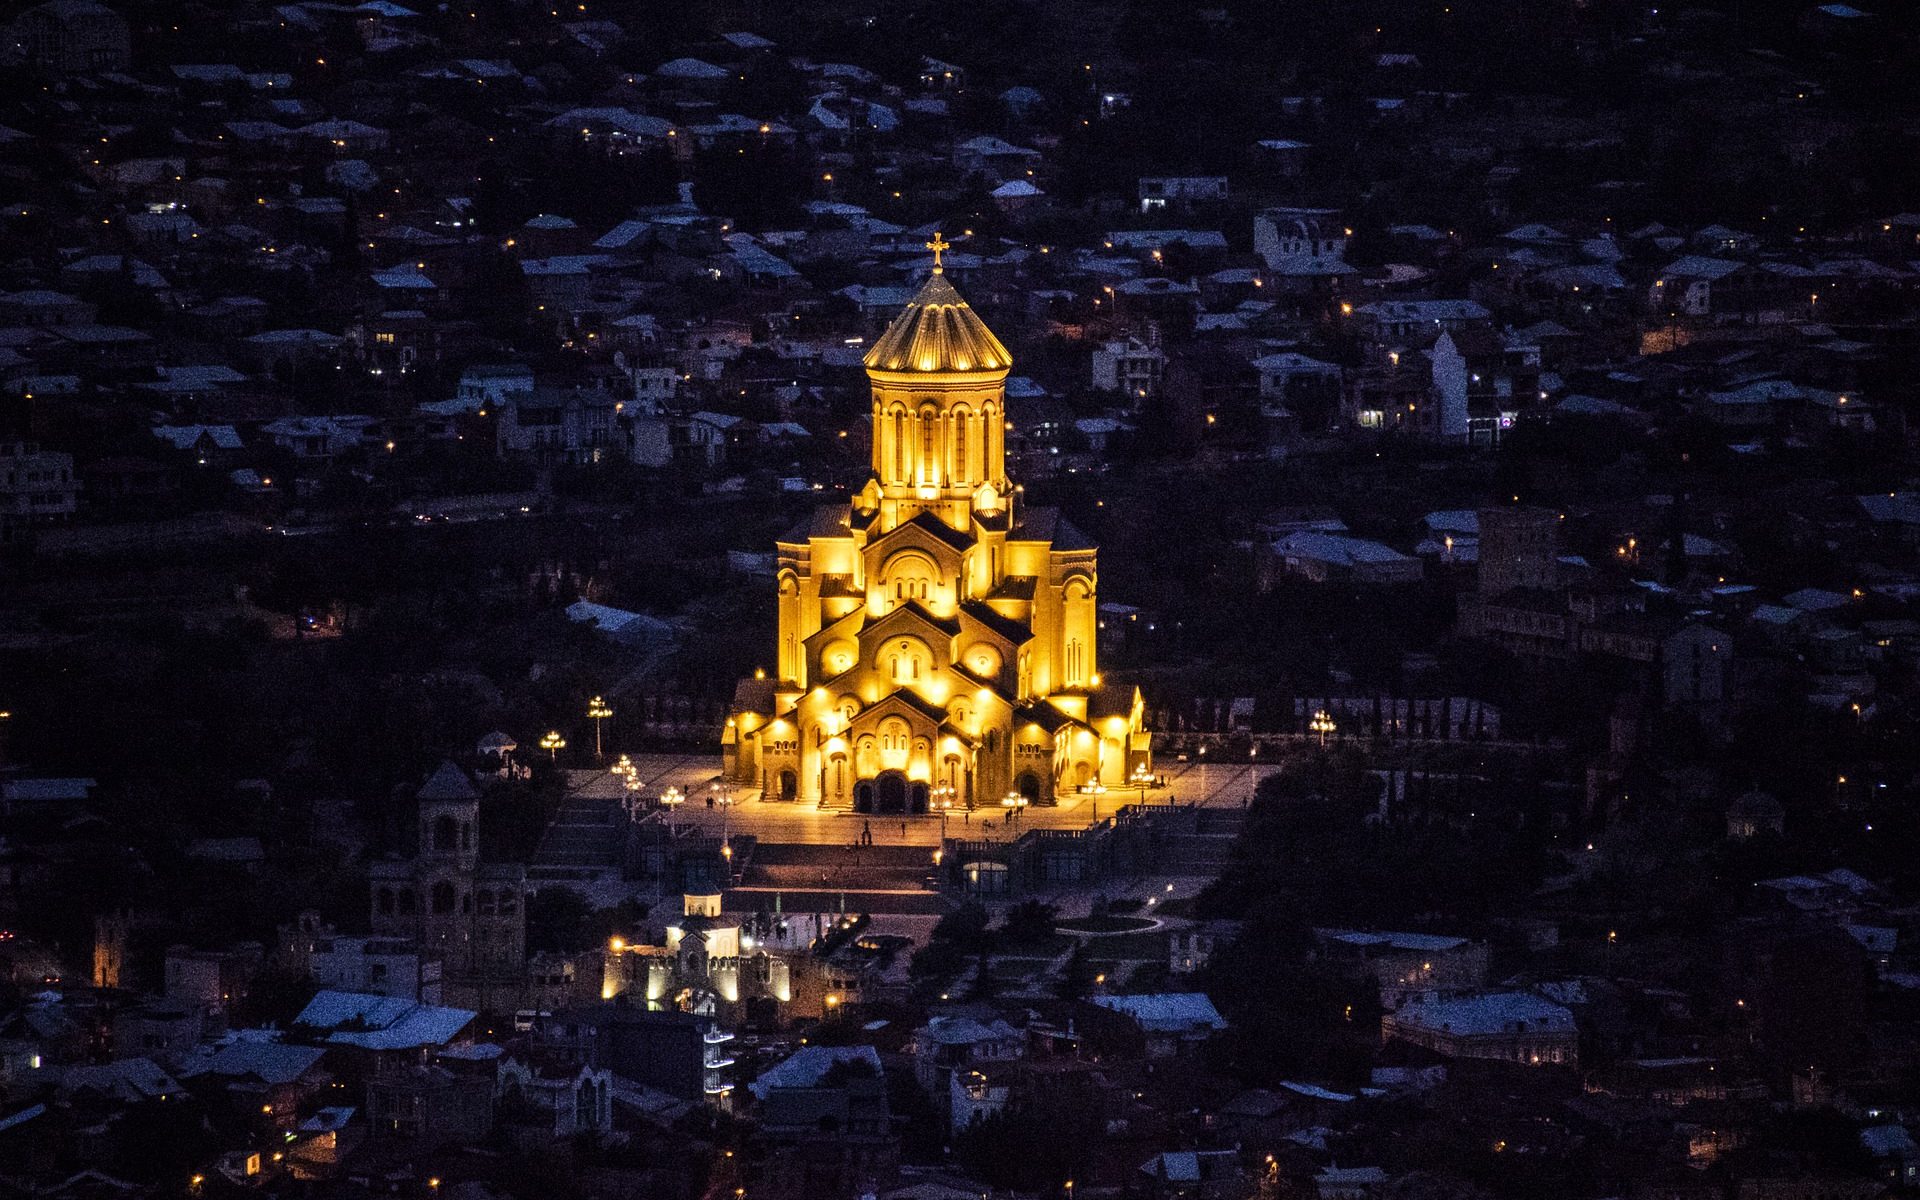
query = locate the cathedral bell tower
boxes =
[858,233,1013,536]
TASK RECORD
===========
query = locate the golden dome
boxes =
[863,269,1012,376]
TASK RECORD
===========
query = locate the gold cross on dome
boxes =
[926,231,950,270]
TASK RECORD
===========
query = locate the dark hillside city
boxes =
[5,0,1920,1197]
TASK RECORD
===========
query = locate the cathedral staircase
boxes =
[730,841,951,915]
[529,790,625,880]
[1157,807,1247,875]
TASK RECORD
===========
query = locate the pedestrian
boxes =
[901,820,908,839]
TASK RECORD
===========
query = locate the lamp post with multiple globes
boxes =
[539,730,566,762]
[1000,790,1029,834]
[711,780,736,847]
[932,785,955,839]
[1130,762,1154,811]
[1310,709,1337,748]
[658,785,684,836]
[617,767,647,824]
[587,695,613,759]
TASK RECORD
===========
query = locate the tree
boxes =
[525,887,592,953]
[1057,940,1094,1001]
[911,901,992,983]
[953,1096,1101,1190]
[1000,899,1057,946]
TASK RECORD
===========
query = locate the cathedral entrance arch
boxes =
[1016,771,1041,803]
[854,781,875,813]
[909,781,930,813]
[875,771,909,814]
[777,770,797,802]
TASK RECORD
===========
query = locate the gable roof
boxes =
[1094,992,1228,1033]
[750,1045,882,1099]
[296,990,475,1050]
[178,1040,327,1085]
[417,761,477,803]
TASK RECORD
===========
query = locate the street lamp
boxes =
[1309,709,1337,748]
[619,772,648,825]
[711,780,736,847]
[933,785,955,839]
[659,785,684,836]
[539,730,566,762]
[588,695,613,759]
[1130,762,1153,810]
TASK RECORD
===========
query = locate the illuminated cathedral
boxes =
[723,236,1152,813]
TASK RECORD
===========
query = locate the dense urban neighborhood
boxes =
[6,0,1920,1198]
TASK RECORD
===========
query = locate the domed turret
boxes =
[863,269,1012,378]
[863,234,1013,527]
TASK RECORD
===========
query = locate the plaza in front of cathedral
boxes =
[567,752,1273,849]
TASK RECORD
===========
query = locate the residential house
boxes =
[1090,993,1227,1058]
[1138,1150,1245,1200]
[1091,336,1165,401]
[8,0,130,72]
[749,1045,898,1200]
[363,1059,492,1152]
[495,384,621,465]
[1313,929,1489,1008]
[0,443,78,535]
[496,1053,613,1138]
[163,944,263,1025]
[911,1015,1024,1109]
[1381,992,1578,1066]
[1139,177,1229,213]
[1261,532,1423,586]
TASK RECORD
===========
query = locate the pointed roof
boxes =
[417,761,478,803]
[864,270,1012,376]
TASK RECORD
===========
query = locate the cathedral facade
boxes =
[724,240,1151,813]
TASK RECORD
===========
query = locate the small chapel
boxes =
[723,236,1152,813]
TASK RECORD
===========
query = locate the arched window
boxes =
[892,409,905,479]
[952,412,968,481]
[891,640,924,684]
[921,408,936,481]
[431,881,456,914]
[1063,577,1096,687]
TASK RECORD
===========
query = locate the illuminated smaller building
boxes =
[600,861,792,1018]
